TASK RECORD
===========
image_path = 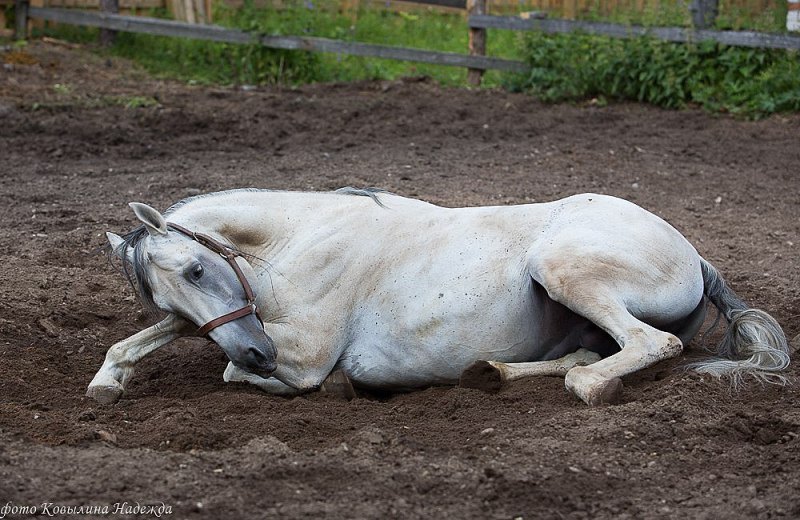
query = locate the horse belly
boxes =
[337,277,543,389]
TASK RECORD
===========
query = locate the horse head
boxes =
[107,202,277,378]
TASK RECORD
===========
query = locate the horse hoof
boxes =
[320,369,357,400]
[585,377,623,406]
[565,366,623,406]
[86,384,124,405]
[460,360,505,393]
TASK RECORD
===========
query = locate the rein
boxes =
[166,222,263,337]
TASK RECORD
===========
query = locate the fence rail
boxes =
[471,14,800,49]
[12,0,800,87]
[24,5,528,71]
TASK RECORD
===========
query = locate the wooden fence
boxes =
[489,0,778,17]
[11,0,800,87]
[6,0,785,23]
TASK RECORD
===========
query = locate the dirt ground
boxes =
[1,40,799,519]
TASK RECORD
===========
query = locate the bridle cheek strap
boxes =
[167,222,264,337]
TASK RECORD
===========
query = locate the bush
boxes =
[507,32,800,118]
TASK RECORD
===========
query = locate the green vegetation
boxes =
[572,1,692,27]
[32,0,800,117]
[507,33,800,118]
[28,93,161,112]
[528,0,787,32]
[42,1,520,87]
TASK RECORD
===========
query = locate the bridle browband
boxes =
[166,222,263,337]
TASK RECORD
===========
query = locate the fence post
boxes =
[100,0,119,46]
[689,0,718,29]
[789,0,800,31]
[14,0,29,40]
[467,0,486,87]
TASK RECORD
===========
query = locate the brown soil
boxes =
[1,41,799,519]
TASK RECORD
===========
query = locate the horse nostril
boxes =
[245,346,276,377]
[248,346,268,363]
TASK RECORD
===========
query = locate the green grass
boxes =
[38,1,521,88]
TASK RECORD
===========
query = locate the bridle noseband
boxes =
[167,222,263,337]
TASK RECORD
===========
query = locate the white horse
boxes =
[87,189,790,406]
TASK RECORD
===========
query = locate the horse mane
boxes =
[108,225,160,314]
[334,186,388,207]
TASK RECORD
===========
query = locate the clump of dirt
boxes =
[2,49,39,65]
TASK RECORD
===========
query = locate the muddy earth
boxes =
[1,41,799,519]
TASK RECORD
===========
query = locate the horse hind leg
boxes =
[460,348,602,393]
[560,294,684,406]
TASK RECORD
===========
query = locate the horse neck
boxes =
[165,190,334,256]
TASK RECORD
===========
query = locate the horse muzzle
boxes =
[209,314,278,378]
[236,346,278,378]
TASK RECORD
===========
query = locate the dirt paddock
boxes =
[1,42,799,519]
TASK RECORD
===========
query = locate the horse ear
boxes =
[129,202,168,236]
[106,232,134,264]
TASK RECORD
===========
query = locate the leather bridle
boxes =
[167,222,263,337]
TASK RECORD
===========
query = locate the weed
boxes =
[508,32,800,118]
[52,83,72,94]
[118,95,160,109]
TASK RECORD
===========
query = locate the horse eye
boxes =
[189,263,204,281]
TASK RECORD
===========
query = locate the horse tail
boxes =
[687,258,790,386]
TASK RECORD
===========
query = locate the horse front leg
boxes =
[87,314,194,404]
[221,325,355,398]
[223,362,356,399]
[223,362,302,396]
